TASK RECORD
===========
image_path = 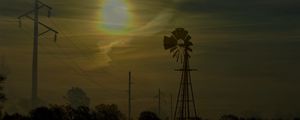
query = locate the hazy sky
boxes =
[1,0,300,119]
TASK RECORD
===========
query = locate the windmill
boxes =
[164,28,198,120]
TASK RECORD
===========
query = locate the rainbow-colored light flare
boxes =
[99,0,134,35]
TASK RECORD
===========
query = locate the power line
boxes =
[41,36,106,88]
[20,20,106,90]
[45,19,111,88]
[47,18,100,65]
[20,18,127,94]
[44,18,128,90]
[20,16,107,88]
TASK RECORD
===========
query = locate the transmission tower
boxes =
[163,28,198,120]
[18,0,58,108]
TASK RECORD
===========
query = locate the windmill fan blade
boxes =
[170,47,177,53]
[172,28,188,40]
[180,55,183,63]
[164,28,194,63]
[187,52,191,58]
[176,54,180,62]
[172,50,179,58]
[187,47,192,52]
[184,35,191,41]
[164,36,177,50]
[185,41,193,46]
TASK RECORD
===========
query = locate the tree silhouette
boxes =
[0,68,7,103]
[2,113,30,120]
[94,104,125,120]
[0,76,6,118]
[0,59,8,118]
[48,105,69,120]
[72,106,93,120]
[0,106,299,120]
[64,87,90,108]
[30,106,55,120]
[139,111,160,120]
[220,114,240,120]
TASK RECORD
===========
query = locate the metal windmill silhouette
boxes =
[164,28,198,120]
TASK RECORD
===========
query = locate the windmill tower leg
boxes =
[173,49,198,120]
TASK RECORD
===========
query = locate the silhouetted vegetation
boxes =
[138,111,160,120]
[0,75,6,104]
[0,56,8,104]
[2,113,30,120]
[2,104,125,120]
[64,87,90,109]
[218,114,300,120]
[0,68,7,104]
[0,105,299,120]
[220,114,240,120]
[94,104,125,120]
[0,66,7,118]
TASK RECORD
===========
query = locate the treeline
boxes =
[2,105,300,120]
[219,114,300,120]
[2,104,125,120]
[1,104,161,120]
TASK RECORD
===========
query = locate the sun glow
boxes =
[100,0,133,35]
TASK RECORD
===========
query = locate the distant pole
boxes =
[158,88,161,117]
[0,56,7,80]
[128,71,132,120]
[0,56,5,69]
[170,94,173,120]
[18,0,58,109]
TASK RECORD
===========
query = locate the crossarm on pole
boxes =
[25,15,58,34]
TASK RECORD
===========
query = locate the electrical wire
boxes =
[47,18,100,66]
[45,18,128,92]
[19,21,105,88]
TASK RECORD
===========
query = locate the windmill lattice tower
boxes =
[164,28,198,120]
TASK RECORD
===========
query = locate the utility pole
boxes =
[170,94,173,120]
[18,0,58,109]
[0,56,8,80]
[0,56,6,71]
[158,88,161,117]
[128,71,132,120]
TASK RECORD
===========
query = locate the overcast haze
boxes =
[1,0,300,119]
